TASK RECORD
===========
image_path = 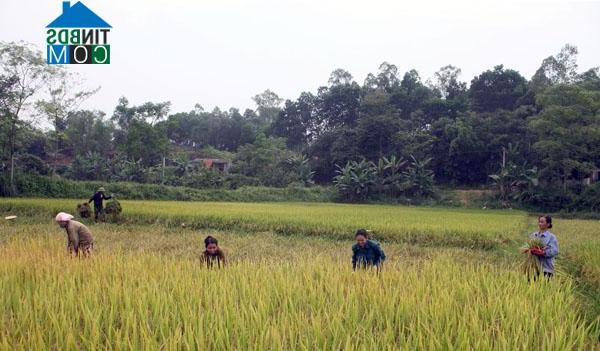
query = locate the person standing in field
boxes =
[527,215,559,278]
[88,187,112,221]
[201,236,226,268]
[352,229,386,271]
[55,212,94,257]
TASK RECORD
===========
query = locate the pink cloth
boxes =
[55,212,74,222]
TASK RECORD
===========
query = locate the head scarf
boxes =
[55,212,74,222]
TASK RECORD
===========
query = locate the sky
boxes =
[1,0,599,116]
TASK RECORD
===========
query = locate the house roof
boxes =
[47,1,111,28]
[192,158,231,164]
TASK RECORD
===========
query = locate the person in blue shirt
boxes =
[352,229,386,271]
[528,215,559,278]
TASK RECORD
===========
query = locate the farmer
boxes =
[352,229,386,271]
[527,215,559,278]
[55,212,94,257]
[88,187,112,221]
[201,235,226,268]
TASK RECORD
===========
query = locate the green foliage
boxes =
[333,159,376,202]
[529,84,600,187]
[469,65,528,112]
[2,41,600,212]
[0,174,333,202]
[197,145,234,160]
[333,156,435,202]
[69,152,110,181]
[233,134,314,187]
[403,156,436,198]
[488,144,539,207]
[121,120,168,167]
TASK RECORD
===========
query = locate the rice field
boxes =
[0,198,528,247]
[0,198,599,349]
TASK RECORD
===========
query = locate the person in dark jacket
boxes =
[88,187,112,221]
[201,236,226,268]
[352,229,386,271]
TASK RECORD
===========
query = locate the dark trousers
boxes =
[94,206,103,221]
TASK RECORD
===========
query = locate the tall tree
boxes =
[0,42,53,193]
[316,81,361,131]
[35,68,99,173]
[531,44,579,91]
[529,83,600,190]
[328,69,354,86]
[364,62,400,92]
[252,89,283,126]
[428,65,467,100]
[469,65,528,112]
[271,92,317,150]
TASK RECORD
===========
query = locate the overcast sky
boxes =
[1,0,599,116]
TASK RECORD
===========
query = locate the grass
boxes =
[0,198,527,248]
[1,174,334,202]
[0,233,595,350]
[1,199,599,349]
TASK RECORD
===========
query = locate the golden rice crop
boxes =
[521,238,545,277]
[548,219,600,289]
[0,237,594,350]
[1,199,599,348]
[0,198,527,247]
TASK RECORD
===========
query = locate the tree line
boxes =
[1,42,599,211]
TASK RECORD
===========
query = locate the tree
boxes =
[283,154,315,186]
[364,62,400,92]
[328,69,354,86]
[252,89,283,126]
[111,97,170,129]
[355,112,400,161]
[402,156,435,198]
[373,155,406,198]
[469,65,528,112]
[316,81,361,131]
[528,83,600,191]
[134,101,171,126]
[64,110,113,158]
[271,92,317,150]
[531,44,579,91]
[35,68,99,174]
[488,144,538,207]
[428,65,467,99]
[122,119,168,167]
[111,98,171,166]
[333,159,376,202]
[232,134,309,187]
[0,42,53,193]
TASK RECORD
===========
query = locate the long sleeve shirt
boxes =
[201,249,226,268]
[529,230,559,274]
[89,192,112,209]
[65,220,94,252]
[352,240,386,270]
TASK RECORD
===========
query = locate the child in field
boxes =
[525,215,559,278]
[201,236,226,268]
[352,229,386,271]
[55,212,94,257]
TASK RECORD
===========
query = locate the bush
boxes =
[333,156,436,203]
[0,174,333,203]
[521,183,600,213]
[571,183,600,212]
